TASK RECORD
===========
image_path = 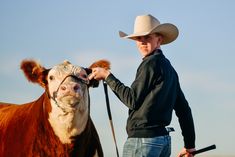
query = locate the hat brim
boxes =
[119,23,179,45]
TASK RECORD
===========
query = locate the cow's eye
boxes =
[49,75,55,81]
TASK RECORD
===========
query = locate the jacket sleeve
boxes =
[105,61,158,110]
[174,83,196,149]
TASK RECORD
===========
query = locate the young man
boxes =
[89,14,196,157]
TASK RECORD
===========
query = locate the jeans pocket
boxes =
[141,136,170,157]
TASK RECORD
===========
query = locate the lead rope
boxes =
[103,81,120,157]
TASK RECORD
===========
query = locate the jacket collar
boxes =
[143,49,163,60]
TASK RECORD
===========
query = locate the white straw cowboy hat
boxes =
[119,14,179,45]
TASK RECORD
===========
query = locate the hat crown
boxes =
[134,14,160,34]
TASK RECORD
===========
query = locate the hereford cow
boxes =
[0,59,110,157]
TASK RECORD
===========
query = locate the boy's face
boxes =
[134,33,162,58]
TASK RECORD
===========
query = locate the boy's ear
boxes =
[86,59,110,88]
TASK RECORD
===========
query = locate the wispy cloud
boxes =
[182,70,235,93]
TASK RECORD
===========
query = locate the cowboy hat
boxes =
[119,14,179,45]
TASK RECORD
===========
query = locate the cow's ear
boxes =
[20,59,48,88]
[86,59,110,88]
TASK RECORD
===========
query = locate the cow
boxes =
[0,59,110,157]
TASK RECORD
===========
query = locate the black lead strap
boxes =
[103,81,119,157]
[192,144,216,156]
[180,144,216,157]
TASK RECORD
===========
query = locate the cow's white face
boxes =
[47,60,89,111]
[47,61,90,143]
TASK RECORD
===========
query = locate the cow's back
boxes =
[0,102,12,109]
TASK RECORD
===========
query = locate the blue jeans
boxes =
[122,135,171,157]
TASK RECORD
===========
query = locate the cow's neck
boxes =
[48,99,89,144]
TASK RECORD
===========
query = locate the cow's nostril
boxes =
[74,84,80,91]
[60,86,66,91]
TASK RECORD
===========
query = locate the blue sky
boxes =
[1,0,235,156]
